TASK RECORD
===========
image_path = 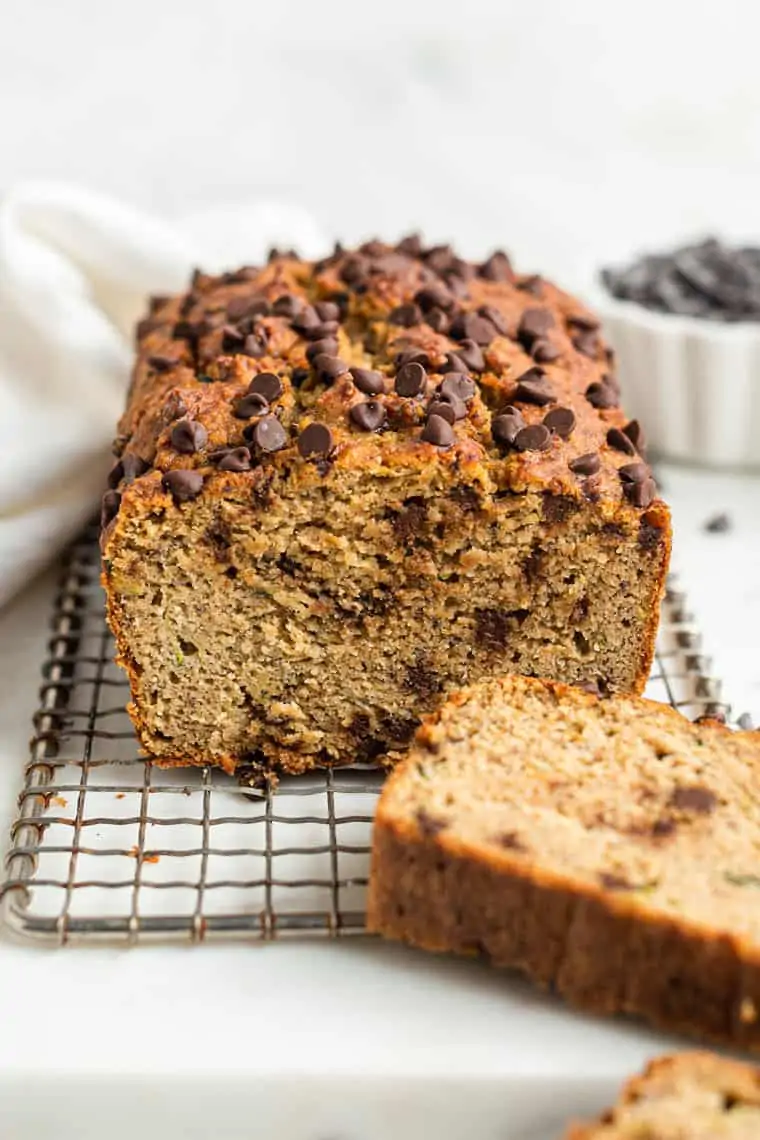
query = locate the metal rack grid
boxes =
[0,522,733,947]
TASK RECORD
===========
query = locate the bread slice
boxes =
[567,1052,760,1138]
[366,674,760,1048]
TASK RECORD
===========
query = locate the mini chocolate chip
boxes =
[607,427,637,456]
[425,307,450,333]
[415,283,454,312]
[350,399,387,432]
[233,392,269,419]
[669,785,718,814]
[518,307,555,347]
[148,354,175,373]
[170,419,208,454]
[450,311,497,346]
[478,250,513,282]
[514,424,552,452]
[421,414,455,448]
[273,293,303,318]
[619,462,650,485]
[251,415,288,453]
[315,300,341,322]
[217,447,252,472]
[543,407,576,438]
[395,361,427,397]
[623,419,646,452]
[452,339,486,373]
[586,379,618,409]
[350,367,385,395]
[704,511,732,534]
[429,391,467,422]
[298,422,334,458]
[312,354,348,382]
[477,303,508,335]
[305,337,339,362]
[623,477,657,508]
[599,873,633,891]
[492,407,525,447]
[162,469,204,502]
[440,372,476,402]
[573,330,599,358]
[531,337,561,363]
[389,302,422,327]
[569,452,601,476]
[101,489,121,529]
[514,367,555,406]
[248,372,283,402]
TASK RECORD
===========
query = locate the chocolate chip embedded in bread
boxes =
[248,373,283,402]
[477,304,509,336]
[416,808,447,837]
[250,415,288,453]
[301,320,340,342]
[349,367,385,396]
[567,312,600,332]
[395,361,427,397]
[350,399,387,432]
[101,489,121,529]
[220,323,246,351]
[298,422,334,459]
[607,427,637,456]
[314,300,341,322]
[669,785,718,814]
[396,233,423,256]
[162,469,205,502]
[492,407,526,448]
[513,424,552,452]
[569,452,601,476]
[241,334,267,358]
[233,392,269,419]
[422,414,455,448]
[170,419,208,454]
[543,407,576,438]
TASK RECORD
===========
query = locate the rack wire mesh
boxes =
[0,521,733,946]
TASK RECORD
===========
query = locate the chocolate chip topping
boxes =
[606,427,637,456]
[312,354,348,383]
[415,283,455,312]
[215,447,252,472]
[440,372,476,402]
[298,422,334,458]
[531,338,561,363]
[619,462,651,485]
[248,373,283,402]
[429,391,467,422]
[161,392,188,424]
[425,307,450,333]
[513,424,552,452]
[478,250,513,282]
[247,415,286,453]
[572,330,599,358]
[450,310,498,346]
[396,233,423,256]
[623,419,646,452]
[421,414,455,448]
[272,293,303,318]
[233,392,269,419]
[514,367,556,406]
[315,300,341,322]
[170,418,208,454]
[569,452,601,476]
[226,295,270,321]
[518,307,555,347]
[162,469,204,502]
[101,489,121,529]
[543,407,576,438]
[350,399,387,432]
[451,339,486,373]
[619,462,657,508]
[389,302,422,327]
[492,407,525,448]
[585,377,619,409]
[395,361,427,397]
[350,367,385,396]
[396,349,431,370]
[108,454,149,488]
[305,338,339,362]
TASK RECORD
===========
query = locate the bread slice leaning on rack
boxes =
[566,1052,760,1138]
[367,674,760,1049]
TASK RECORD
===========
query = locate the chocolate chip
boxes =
[518,307,555,347]
[301,320,340,342]
[599,873,633,891]
[101,489,121,529]
[477,304,508,335]
[298,422,334,458]
[514,367,555,406]
[415,283,455,313]
[514,424,552,452]
[704,511,732,534]
[305,337,339,362]
[669,785,718,814]
[492,407,525,447]
[451,339,485,373]
[516,275,544,296]
[312,354,348,383]
[170,419,208,454]
[569,452,601,476]
[221,323,245,351]
[161,393,187,423]
[388,302,422,327]
[395,361,427,397]
[162,469,204,502]
[450,311,497,346]
[339,255,369,286]
[478,250,513,282]
[147,354,175,373]
[250,415,288,453]
[350,367,385,395]
[425,307,450,333]
[291,367,311,387]
[248,373,283,402]
[567,312,600,332]
[395,349,431,370]
[216,447,252,472]
[623,419,646,452]
[531,338,561,363]
[639,518,664,550]
[233,392,269,419]
[543,407,575,438]
[242,333,267,358]
[291,305,320,334]
[421,414,455,448]
[396,233,423,257]
[350,399,387,432]
[619,462,650,485]
[226,295,270,321]
[148,294,169,314]
[273,293,303,318]
[429,391,467,422]
[573,330,600,358]
[623,477,657,508]
[315,300,341,322]
[440,372,476,402]
[107,454,149,488]
[586,378,619,409]
[607,427,637,456]
[416,808,447,837]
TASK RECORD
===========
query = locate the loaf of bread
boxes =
[367,674,760,1049]
[566,1052,760,1138]
[102,239,670,774]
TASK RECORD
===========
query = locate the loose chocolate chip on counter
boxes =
[513,424,552,452]
[586,377,619,409]
[350,399,387,432]
[273,293,303,318]
[623,419,646,452]
[249,415,288,453]
[170,419,208,454]
[108,454,149,488]
[478,250,513,282]
[531,338,561,363]
[492,407,526,448]
[233,392,270,419]
[389,302,422,328]
[305,337,339,362]
[606,427,637,455]
[162,469,205,502]
[216,447,252,472]
[429,392,467,422]
[514,367,556,406]
[349,367,385,396]
[395,361,427,397]
[572,330,600,358]
[704,511,732,534]
[298,422,334,458]
[543,407,576,438]
[248,372,283,402]
[450,339,486,373]
[421,414,455,448]
[440,372,476,402]
[147,354,175,373]
[101,489,121,529]
[450,311,498,346]
[569,452,601,476]
[518,307,555,347]
[312,354,348,383]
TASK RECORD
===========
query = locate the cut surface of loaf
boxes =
[567,1052,760,1138]
[367,675,760,1048]
[102,240,670,773]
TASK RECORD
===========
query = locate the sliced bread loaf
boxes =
[567,1052,760,1138]
[366,674,760,1048]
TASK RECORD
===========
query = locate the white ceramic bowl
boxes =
[583,276,760,470]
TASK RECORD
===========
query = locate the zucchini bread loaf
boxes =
[102,239,671,773]
[367,674,760,1049]
[567,1052,760,1138]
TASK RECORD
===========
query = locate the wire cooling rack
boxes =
[0,521,733,947]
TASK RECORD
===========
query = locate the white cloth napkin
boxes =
[0,183,327,607]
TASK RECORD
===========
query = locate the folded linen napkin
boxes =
[0,183,326,607]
